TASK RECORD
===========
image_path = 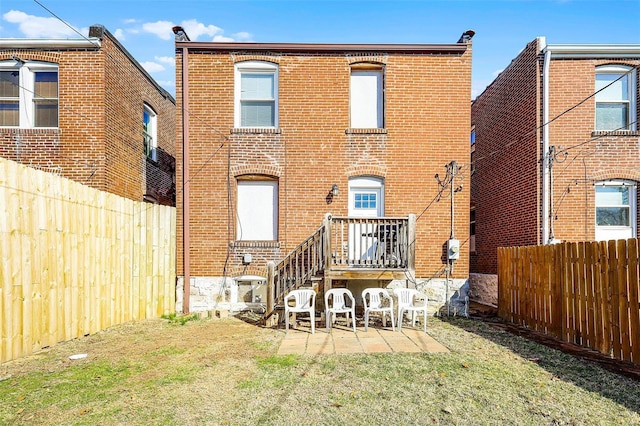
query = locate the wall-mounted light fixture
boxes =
[332,184,339,197]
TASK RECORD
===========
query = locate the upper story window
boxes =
[235,61,278,128]
[595,65,636,131]
[143,103,157,161]
[350,64,384,129]
[0,59,58,128]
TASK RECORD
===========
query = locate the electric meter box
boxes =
[447,239,460,260]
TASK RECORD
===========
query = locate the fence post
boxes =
[266,261,275,326]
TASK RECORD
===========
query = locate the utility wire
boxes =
[472,65,639,167]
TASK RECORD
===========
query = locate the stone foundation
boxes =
[177,275,470,317]
[468,273,498,306]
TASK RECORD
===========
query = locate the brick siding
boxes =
[0,27,176,206]
[176,42,473,280]
[472,38,640,274]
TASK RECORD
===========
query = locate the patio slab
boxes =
[277,325,449,355]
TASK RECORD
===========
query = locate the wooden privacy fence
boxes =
[498,239,640,367]
[0,158,176,364]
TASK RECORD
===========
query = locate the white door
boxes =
[348,177,384,263]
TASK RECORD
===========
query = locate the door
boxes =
[348,177,384,263]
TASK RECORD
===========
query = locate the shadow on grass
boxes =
[442,316,640,414]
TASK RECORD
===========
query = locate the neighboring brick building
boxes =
[0,25,176,206]
[174,28,474,313]
[471,38,640,276]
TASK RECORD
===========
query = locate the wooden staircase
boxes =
[264,213,416,324]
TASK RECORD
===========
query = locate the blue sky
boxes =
[1,0,638,98]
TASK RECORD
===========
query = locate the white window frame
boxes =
[595,65,636,131]
[143,103,158,161]
[594,179,637,241]
[236,179,278,241]
[0,59,58,129]
[234,61,278,128]
[350,67,384,129]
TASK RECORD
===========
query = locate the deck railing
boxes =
[329,216,409,268]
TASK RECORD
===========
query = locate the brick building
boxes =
[471,38,640,276]
[0,25,176,206]
[174,28,474,313]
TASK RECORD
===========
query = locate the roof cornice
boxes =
[544,44,640,58]
[175,41,468,54]
[0,38,101,49]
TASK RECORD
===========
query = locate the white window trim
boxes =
[143,103,158,161]
[594,179,637,241]
[234,61,278,128]
[0,59,58,129]
[595,65,637,131]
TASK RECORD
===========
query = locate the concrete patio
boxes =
[277,325,449,355]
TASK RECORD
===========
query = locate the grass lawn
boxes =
[1,315,638,425]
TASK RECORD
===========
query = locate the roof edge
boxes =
[174,41,469,54]
[0,38,100,49]
[544,43,640,58]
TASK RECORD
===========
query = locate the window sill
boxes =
[591,130,640,137]
[231,241,281,249]
[0,127,60,133]
[345,128,388,135]
[231,127,281,135]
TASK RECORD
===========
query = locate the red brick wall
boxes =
[0,30,175,205]
[472,39,640,274]
[471,39,542,274]
[176,44,472,280]
[547,57,640,241]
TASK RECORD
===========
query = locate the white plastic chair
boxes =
[284,288,316,334]
[362,288,395,331]
[395,288,428,332]
[324,288,356,332]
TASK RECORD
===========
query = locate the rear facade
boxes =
[175,29,474,313]
[471,38,640,275]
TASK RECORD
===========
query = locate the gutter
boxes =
[174,26,191,313]
[0,39,100,49]
[541,37,551,245]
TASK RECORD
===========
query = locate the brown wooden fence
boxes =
[1,158,176,364]
[498,239,640,366]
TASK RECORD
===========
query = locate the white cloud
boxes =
[3,10,79,38]
[180,19,223,41]
[140,61,165,73]
[141,18,235,42]
[233,32,253,41]
[123,18,138,25]
[492,69,504,77]
[113,28,125,40]
[142,20,174,40]
[157,80,175,88]
[155,56,175,66]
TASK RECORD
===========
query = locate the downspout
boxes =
[173,26,191,313]
[541,37,551,245]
